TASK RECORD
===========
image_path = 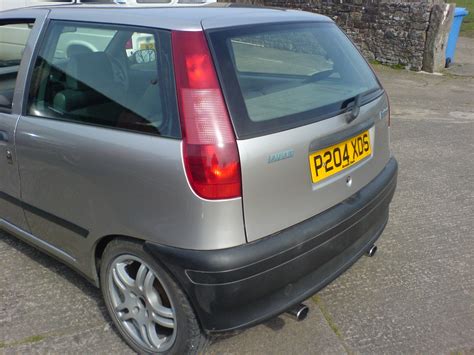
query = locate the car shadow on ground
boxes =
[0,232,125,340]
[1,231,290,349]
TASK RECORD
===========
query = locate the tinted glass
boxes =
[0,23,34,110]
[28,21,180,138]
[208,22,382,138]
[53,27,117,60]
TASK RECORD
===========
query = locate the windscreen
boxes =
[208,22,382,138]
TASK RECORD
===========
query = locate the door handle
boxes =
[6,149,13,164]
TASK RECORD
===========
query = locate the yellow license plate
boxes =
[309,130,371,183]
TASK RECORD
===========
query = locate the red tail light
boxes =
[172,31,241,200]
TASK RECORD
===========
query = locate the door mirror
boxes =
[133,49,156,64]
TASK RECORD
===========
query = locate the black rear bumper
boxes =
[145,157,398,333]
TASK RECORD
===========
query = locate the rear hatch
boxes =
[205,19,391,242]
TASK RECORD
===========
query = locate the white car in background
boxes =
[0,0,215,87]
[0,0,215,11]
[0,1,69,11]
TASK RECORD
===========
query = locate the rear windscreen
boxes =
[208,22,383,139]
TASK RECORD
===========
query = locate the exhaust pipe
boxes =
[286,303,309,321]
[366,245,377,257]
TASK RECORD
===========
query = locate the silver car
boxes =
[0,4,397,354]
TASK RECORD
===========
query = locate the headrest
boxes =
[66,44,93,59]
[66,52,114,91]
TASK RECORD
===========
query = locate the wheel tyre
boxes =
[100,238,208,354]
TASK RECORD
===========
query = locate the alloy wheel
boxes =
[108,255,177,353]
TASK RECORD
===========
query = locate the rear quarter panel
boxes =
[15,118,246,279]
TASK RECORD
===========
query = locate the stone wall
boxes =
[222,0,454,72]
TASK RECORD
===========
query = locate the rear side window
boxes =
[27,21,180,138]
[208,22,383,138]
[53,27,117,60]
[0,22,34,111]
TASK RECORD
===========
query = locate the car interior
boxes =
[28,26,176,136]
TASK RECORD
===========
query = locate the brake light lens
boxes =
[172,31,241,200]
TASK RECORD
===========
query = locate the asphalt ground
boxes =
[1,40,473,354]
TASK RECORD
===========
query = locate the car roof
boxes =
[4,4,332,31]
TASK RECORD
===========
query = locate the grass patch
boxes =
[369,60,405,70]
[1,334,46,348]
[18,335,46,345]
[455,0,474,37]
[390,63,405,70]
[313,295,343,339]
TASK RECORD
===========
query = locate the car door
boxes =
[15,18,185,264]
[0,9,48,232]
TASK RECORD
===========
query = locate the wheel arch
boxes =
[91,234,146,287]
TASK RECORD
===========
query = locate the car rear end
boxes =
[142,8,398,333]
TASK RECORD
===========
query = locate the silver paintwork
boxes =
[0,217,76,262]
[43,6,328,32]
[109,254,176,352]
[237,95,391,242]
[0,8,49,231]
[0,111,27,229]
[201,8,329,30]
[15,117,247,260]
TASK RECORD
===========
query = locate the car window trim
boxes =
[22,19,181,139]
[0,10,50,116]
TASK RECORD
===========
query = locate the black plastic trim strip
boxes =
[308,118,375,153]
[187,170,396,285]
[0,191,89,238]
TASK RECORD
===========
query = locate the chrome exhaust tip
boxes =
[286,303,309,321]
[366,244,378,257]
